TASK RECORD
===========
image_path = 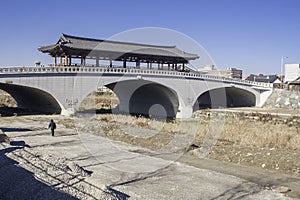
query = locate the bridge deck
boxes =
[0,66,273,88]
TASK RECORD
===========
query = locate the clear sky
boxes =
[0,0,299,74]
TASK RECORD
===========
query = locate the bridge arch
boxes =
[105,80,179,118]
[0,83,62,114]
[193,86,256,111]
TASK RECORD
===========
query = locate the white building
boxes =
[285,64,300,82]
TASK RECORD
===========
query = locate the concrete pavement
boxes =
[1,115,292,199]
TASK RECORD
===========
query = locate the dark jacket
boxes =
[49,121,56,130]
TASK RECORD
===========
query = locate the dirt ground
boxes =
[192,109,300,178]
[79,111,300,181]
[52,108,300,198]
[75,109,300,198]
[0,90,300,198]
[0,115,297,199]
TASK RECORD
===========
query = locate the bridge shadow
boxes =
[0,107,55,117]
[78,107,120,115]
[80,106,176,121]
[0,141,130,199]
[0,144,77,199]
[79,108,176,122]
[9,140,31,148]
[76,108,113,118]
[0,127,32,132]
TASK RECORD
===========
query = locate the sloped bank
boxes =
[192,110,300,178]
[264,89,300,109]
[81,111,300,179]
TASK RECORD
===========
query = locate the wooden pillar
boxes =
[60,57,63,66]
[64,55,68,66]
[109,60,112,68]
[96,56,99,67]
[150,62,152,69]
[136,61,140,69]
[123,60,126,68]
[81,57,86,66]
[54,56,57,66]
[69,56,72,66]
[168,63,170,70]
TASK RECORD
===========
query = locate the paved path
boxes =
[0,116,293,199]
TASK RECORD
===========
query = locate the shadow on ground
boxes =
[0,127,32,132]
[0,107,54,117]
[0,145,78,199]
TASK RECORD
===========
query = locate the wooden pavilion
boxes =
[38,34,199,71]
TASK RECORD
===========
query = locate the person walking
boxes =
[48,119,56,136]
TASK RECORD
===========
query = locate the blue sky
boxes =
[0,0,299,74]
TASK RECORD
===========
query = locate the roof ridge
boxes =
[61,33,177,49]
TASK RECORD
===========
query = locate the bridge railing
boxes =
[0,66,273,88]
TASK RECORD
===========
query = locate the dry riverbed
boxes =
[78,110,300,198]
[75,111,300,180]
[1,86,300,199]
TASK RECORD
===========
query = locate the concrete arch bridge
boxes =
[0,66,273,118]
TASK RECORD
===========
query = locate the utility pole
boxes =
[281,56,288,88]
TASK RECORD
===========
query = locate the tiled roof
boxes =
[245,74,278,83]
[39,34,199,62]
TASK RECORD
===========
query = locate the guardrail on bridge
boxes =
[0,66,273,88]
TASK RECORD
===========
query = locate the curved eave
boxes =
[39,41,199,61]
[38,44,60,53]
[183,54,199,60]
[38,44,65,57]
[62,45,199,61]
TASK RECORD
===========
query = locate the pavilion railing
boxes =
[0,66,273,88]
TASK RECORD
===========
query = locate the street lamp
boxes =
[281,56,288,88]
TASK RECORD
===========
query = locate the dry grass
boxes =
[79,91,119,111]
[93,114,175,150]
[95,110,300,150]
[58,118,76,129]
[95,115,116,123]
[0,90,17,107]
[131,117,149,127]
[194,112,300,150]
[96,114,180,133]
[160,121,180,134]
[224,117,300,149]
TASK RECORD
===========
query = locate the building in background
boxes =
[287,77,300,90]
[244,74,280,83]
[285,64,300,82]
[199,65,243,79]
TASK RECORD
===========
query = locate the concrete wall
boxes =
[263,89,300,109]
